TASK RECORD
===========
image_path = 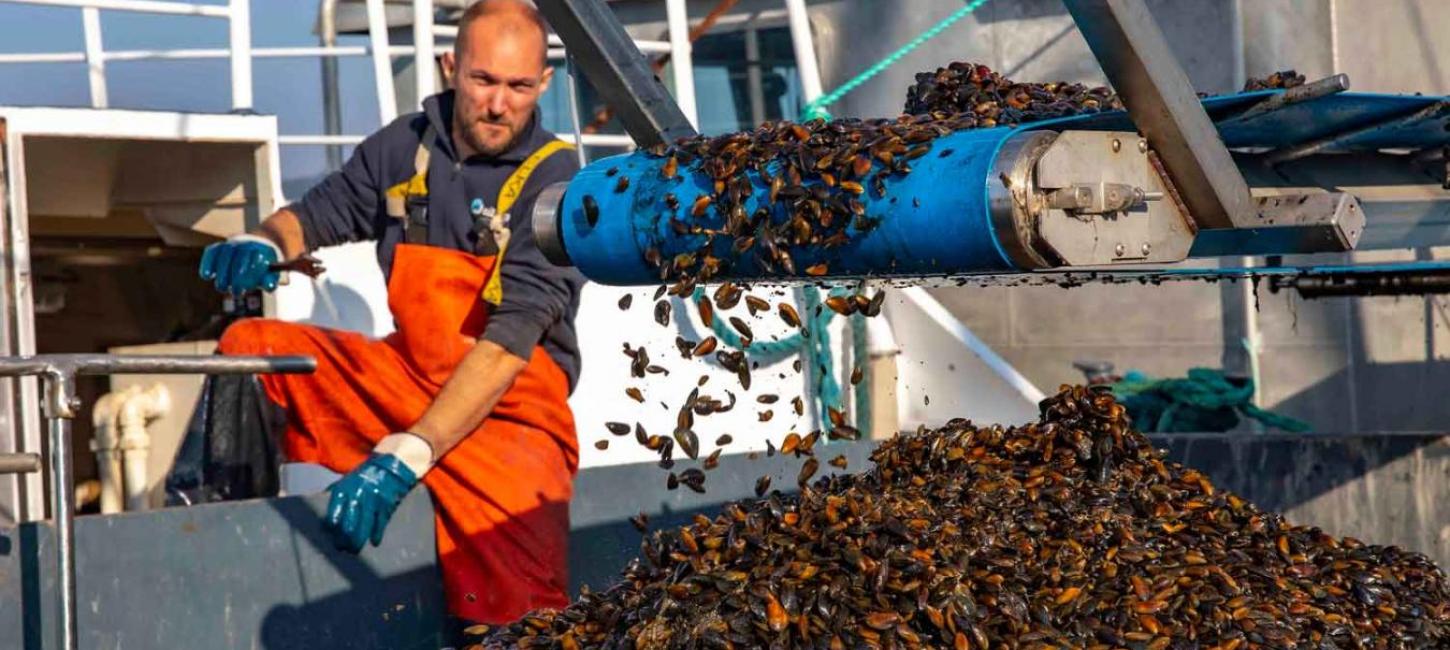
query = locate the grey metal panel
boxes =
[1155,432,1450,572]
[0,490,446,650]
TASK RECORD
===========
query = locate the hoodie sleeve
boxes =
[287,117,417,249]
[479,154,584,360]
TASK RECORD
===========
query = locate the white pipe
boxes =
[664,0,698,128]
[81,6,107,108]
[743,26,765,126]
[279,134,367,145]
[0,52,86,63]
[117,384,169,512]
[1329,0,1340,75]
[103,48,228,61]
[783,0,824,102]
[1229,0,1246,91]
[320,0,343,170]
[365,0,399,125]
[88,386,137,515]
[1226,0,1260,418]
[227,0,252,110]
[0,46,416,64]
[0,45,421,64]
[253,44,414,58]
[572,133,636,148]
[3,0,230,17]
[411,0,435,108]
[564,56,587,167]
[900,287,1047,404]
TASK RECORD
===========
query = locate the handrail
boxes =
[0,353,316,650]
[5,0,227,17]
[0,44,420,64]
[0,0,248,110]
[0,0,691,158]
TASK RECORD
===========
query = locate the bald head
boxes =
[445,0,555,158]
[455,0,550,69]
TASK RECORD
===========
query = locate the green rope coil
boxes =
[799,0,993,122]
[1111,368,1312,433]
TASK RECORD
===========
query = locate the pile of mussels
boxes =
[473,387,1449,649]
[903,62,1122,122]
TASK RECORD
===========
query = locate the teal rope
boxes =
[807,289,843,433]
[694,286,846,432]
[799,0,992,121]
[691,286,809,358]
[1112,368,1312,433]
[685,1,992,432]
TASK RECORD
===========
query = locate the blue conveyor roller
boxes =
[542,127,1022,286]
[533,91,1450,286]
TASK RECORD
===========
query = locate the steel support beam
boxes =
[1062,0,1255,230]
[535,0,698,149]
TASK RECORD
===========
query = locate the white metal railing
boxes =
[1,0,250,110]
[0,0,702,156]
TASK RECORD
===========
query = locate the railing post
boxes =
[663,0,697,128]
[411,0,435,110]
[228,0,253,110]
[783,0,823,103]
[81,7,107,108]
[366,0,398,125]
[39,368,79,650]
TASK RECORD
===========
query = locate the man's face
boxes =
[448,21,552,157]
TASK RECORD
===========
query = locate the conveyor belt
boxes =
[927,259,1450,298]
[1033,90,1450,153]
[538,88,1450,288]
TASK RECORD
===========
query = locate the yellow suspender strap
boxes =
[481,139,575,305]
[384,124,435,244]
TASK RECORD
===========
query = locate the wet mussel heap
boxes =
[903,62,1122,124]
[475,387,1448,649]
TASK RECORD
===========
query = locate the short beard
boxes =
[458,116,519,158]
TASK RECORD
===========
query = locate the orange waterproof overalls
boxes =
[219,133,578,624]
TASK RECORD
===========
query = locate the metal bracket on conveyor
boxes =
[988,126,1368,269]
[1059,0,1364,260]
[990,130,1194,268]
[0,354,316,650]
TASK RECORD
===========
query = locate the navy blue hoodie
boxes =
[288,90,584,387]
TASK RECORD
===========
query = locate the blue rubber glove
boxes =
[198,235,282,294]
[325,453,420,554]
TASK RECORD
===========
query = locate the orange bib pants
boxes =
[218,243,578,624]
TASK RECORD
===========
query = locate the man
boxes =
[197,0,582,625]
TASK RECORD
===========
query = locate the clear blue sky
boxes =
[0,1,388,196]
